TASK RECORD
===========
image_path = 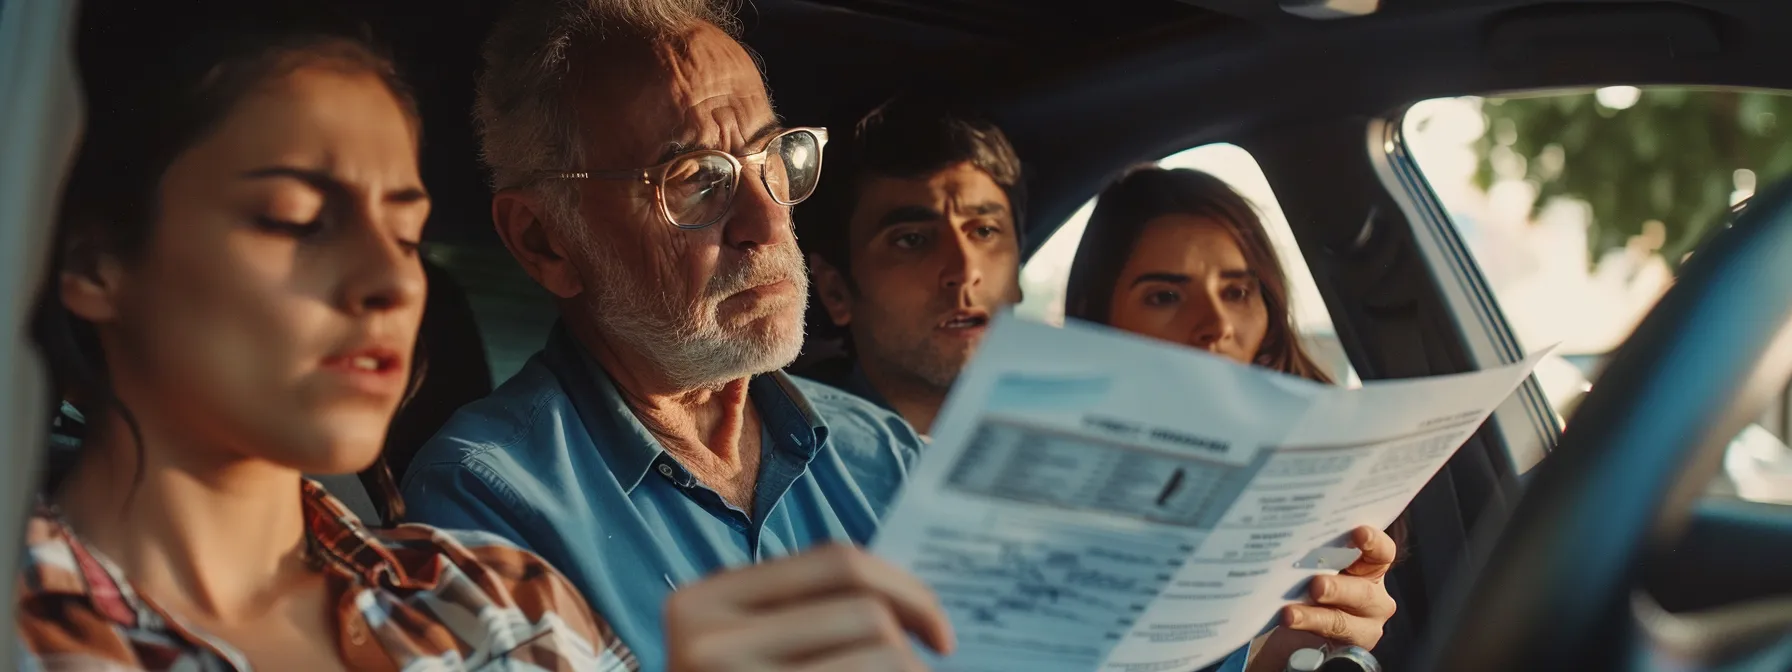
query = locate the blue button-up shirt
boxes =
[401,327,922,672]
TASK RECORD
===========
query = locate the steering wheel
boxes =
[1420,182,1792,671]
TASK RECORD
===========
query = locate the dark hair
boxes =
[1064,166,1333,384]
[1066,167,1414,551]
[34,2,420,520]
[800,99,1027,286]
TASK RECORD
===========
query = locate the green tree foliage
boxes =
[1475,89,1792,267]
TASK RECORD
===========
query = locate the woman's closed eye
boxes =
[253,215,321,239]
[254,215,421,257]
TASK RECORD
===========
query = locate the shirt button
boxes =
[347,618,368,646]
[658,464,675,478]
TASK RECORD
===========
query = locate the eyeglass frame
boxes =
[540,126,829,230]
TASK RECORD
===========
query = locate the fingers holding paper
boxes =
[1280,525,1398,649]
[664,544,956,672]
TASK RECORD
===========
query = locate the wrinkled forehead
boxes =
[566,23,774,170]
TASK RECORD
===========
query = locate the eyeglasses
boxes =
[544,127,829,230]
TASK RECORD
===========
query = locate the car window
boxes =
[1017,143,1361,387]
[1401,87,1792,505]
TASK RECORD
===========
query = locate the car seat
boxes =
[316,256,494,525]
[370,256,494,519]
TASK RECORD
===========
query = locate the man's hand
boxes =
[1280,525,1398,648]
[665,544,956,671]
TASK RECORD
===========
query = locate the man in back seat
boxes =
[794,102,1404,668]
[402,0,954,669]
[797,101,1027,436]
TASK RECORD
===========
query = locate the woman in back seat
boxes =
[1065,166,1404,657]
[17,7,634,670]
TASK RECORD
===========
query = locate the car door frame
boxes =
[0,0,84,658]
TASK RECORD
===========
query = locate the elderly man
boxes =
[406,0,1390,669]
[402,0,949,669]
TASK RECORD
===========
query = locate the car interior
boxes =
[3,0,1792,669]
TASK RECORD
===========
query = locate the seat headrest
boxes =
[376,256,494,521]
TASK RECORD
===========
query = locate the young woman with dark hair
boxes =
[1066,166,1404,655]
[17,7,633,669]
[1065,167,1332,382]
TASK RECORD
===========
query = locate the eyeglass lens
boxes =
[662,129,823,228]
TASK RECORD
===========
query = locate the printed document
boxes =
[870,316,1548,672]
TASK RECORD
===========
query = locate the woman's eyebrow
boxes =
[385,186,430,204]
[1131,272,1191,287]
[1130,268,1258,288]
[239,166,427,204]
[240,165,340,194]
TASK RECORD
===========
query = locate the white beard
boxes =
[570,226,808,390]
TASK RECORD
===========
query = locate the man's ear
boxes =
[57,233,125,325]
[809,252,854,328]
[493,188,586,299]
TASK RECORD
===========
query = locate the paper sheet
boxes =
[869,316,1548,672]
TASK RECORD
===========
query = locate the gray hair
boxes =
[474,0,741,198]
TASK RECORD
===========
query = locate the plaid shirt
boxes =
[15,480,638,671]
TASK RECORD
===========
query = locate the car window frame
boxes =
[1386,88,1792,504]
[1374,114,1562,474]
[0,0,84,656]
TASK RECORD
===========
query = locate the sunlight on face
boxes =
[831,162,1022,390]
[90,66,427,474]
[563,23,807,388]
[1106,215,1269,365]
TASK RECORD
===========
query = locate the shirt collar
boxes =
[17,503,143,628]
[541,322,831,494]
[847,363,932,442]
[298,479,429,590]
[754,371,832,460]
[844,363,897,413]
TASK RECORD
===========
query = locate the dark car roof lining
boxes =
[778,0,1219,42]
[385,0,1792,254]
[982,0,1792,255]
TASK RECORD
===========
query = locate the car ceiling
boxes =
[327,0,1792,250]
[360,0,1234,247]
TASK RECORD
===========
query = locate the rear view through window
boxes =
[1402,87,1792,504]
